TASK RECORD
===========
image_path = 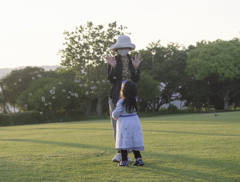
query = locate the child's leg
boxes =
[120,149,128,161]
[132,150,144,166]
[132,150,142,159]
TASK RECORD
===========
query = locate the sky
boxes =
[0,0,240,69]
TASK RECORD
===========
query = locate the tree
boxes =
[0,79,6,113]
[131,40,188,112]
[230,88,240,110]
[158,43,188,104]
[143,41,188,109]
[59,21,129,118]
[59,21,129,68]
[2,67,45,113]
[86,64,111,116]
[136,72,161,112]
[186,39,240,109]
[179,78,211,111]
[178,45,212,111]
[132,40,167,112]
[17,68,87,120]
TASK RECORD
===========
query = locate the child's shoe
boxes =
[132,158,144,166]
[118,161,129,167]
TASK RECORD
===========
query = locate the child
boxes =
[112,81,144,167]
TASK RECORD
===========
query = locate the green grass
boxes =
[0,112,240,181]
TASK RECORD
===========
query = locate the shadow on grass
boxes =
[143,130,240,136]
[30,128,112,131]
[1,139,239,181]
[141,151,240,178]
[144,121,240,124]
[4,127,239,137]
[0,139,113,151]
[66,120,110,124]
[134,164,238,182]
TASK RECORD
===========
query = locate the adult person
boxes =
[106,35,143,162]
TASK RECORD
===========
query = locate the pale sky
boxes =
[0,0,240,68]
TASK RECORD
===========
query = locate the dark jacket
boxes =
[107,54,141,105]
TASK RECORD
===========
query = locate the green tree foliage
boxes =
[186,39,240,109]
[136,72,161,112]
[59,21,129,68]
[132,40,165,77]
[2,67,45,112]
[186,39,240,81]
[178,45,212,111]
[179,78,211,110]
[17,69,86,118]
[0,79,6,113]
[230,88,240,110]
[157,43,188,104]
[3,24,239,122]
[132,41,188,112]
[85,64,111,116]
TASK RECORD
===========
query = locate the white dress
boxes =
[112,99,144,151]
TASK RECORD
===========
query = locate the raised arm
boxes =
[131,54,143,83]
[106,55,117,83]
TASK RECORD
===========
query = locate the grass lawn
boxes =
[0,112,240,182]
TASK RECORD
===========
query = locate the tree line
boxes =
[0,21,240,123]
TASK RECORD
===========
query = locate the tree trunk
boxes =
[224,99,228,110]
[156,100,165,111]
[3,102,6,113]
[207,97,210,112]
[85,65,92,119]
[96,96,104,117]
[152,100,155,114]
[167,94,171,105]
[85,97,92,119]
[224,93,229,110]
[166,94,171,114]
[65,109,70,122]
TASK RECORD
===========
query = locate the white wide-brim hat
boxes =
[110,35,136,52]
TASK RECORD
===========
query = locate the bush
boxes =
[158,107,168,114]
[167,104,179,114]
[10,111,45,125]
[0,113,11,126]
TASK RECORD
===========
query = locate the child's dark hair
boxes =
[120,81,137,113]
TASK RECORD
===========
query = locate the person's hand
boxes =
[113,118,117,120]
[106,54,116,69]
[132,54,143,69]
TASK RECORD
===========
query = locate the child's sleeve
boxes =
[112,99,123,119]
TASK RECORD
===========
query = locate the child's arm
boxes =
[112,99,123,120]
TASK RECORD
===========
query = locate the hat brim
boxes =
[110,43,135,52]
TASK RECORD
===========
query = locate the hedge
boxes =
[0,113,11,126]
[0,111,86,126]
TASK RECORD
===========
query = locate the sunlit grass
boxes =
[0,112,240,181]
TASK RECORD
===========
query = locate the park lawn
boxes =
[0,112,240,182]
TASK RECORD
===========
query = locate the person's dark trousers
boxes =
[120,149,142,161]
